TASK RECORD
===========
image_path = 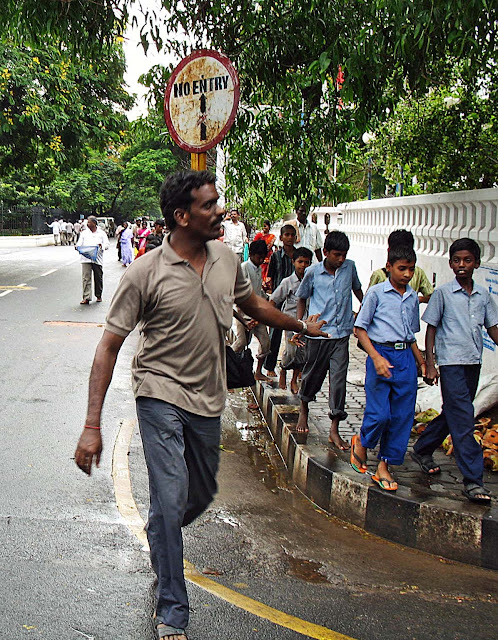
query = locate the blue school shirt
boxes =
[296,259,361,339]
[422,278,498,365]
[354,280,419,343]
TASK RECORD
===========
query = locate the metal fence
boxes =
[0,205,65,236]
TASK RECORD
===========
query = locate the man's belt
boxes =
[372,341,413,350]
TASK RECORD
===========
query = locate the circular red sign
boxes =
[164,49,240,153]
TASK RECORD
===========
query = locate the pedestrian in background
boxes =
[46,219,61,245]
[289,203,323,262]
[232,240,272,381]
[254,219,276,282]
[73,221,81,244]
[264,224,298,377]
[270,247,313,394]
[76,215,109,304]
[119,221,134,267]
[221,208,247,261]
[369,229,433,303]
[65,220,74,245]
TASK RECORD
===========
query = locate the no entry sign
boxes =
[164,49,240,153]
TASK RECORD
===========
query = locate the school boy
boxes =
[270,247,313,394]
[412,238,498,504]
[368,229,433,303]
[352,245,425,490]
[232,240,272,381]
[264,224,298,376]
[296,231,363,450]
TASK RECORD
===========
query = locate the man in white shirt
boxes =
[46,219,61,245]
[76,215,109,304]
[290,204,323,262]
[65,220,74,245]
[221,208,248,261]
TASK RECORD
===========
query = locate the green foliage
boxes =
[0,38,133,175]
[370,65,498,192]
[140,0,497,204]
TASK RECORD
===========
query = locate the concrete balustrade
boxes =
[314,188,498,373]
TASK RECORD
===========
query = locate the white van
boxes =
[95,217,115,237]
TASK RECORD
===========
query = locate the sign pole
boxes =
[191,153,207,171]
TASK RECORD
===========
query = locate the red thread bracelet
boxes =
[84,424,101,430]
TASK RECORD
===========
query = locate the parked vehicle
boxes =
[95,216,115,237]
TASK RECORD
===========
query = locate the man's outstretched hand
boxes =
[75,428,102,476]
[301,314,329,338]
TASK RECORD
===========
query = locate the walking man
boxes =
[76,215,109,304]
[46,218,61,245]
[74,171,327,640]
[290,203,323,262]
[221,207,248,260]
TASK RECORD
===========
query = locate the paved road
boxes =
[0,244,496,640]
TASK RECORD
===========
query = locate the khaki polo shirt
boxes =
[105,235,253,417]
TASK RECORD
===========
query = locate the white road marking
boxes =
[0,290,12,297]
[40,269,57,277]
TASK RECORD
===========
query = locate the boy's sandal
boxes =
[462,483,492,504]
[156,624,187,639]
[372,475,398,491]
[350,434,367,474]
[410,451,441,475]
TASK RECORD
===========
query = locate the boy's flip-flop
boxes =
[350,434,367,473]
[410,451,441,475]
[372,475,398,491]
[462,483,492,505]
[156,624,188,639]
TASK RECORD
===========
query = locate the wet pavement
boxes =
[302,341,498,500]
[253,338,498,568]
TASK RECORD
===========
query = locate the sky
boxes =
[122,1,178,120]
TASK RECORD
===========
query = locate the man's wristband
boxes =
[297,319,308,334]
[84,424,101,430]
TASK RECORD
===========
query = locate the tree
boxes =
[369,64,498,192]
[0,38,133,177]
[2,1,496,204]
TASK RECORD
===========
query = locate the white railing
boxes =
[335,188,498,373]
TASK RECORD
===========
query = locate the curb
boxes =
[254,381,498,571]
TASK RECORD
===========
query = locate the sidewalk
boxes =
[253,338,498,570]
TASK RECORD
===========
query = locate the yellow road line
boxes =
[112,418,357,640]
[0,285,35,290]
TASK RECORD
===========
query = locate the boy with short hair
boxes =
[369,229,433,303]
[412,238,498,503]
[270,247,313,394]
[264,224,298,376]
[296,231,363,449]
[232,240,272,381]
[352,245,426,490]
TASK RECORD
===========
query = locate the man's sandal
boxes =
[372,475,398,491]
[410,451,441,475]
[463,483,492,505]
[350,434,367,474]
[156,624,187,639]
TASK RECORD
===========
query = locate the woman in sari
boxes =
[120,222,134,267]
[137,219,151,251]
[254,219,276,282]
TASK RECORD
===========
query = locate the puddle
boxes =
[284,553,330,584]
[222,389,293,494]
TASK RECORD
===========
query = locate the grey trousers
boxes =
[81,263,103,301]
[298,336,349,421]
[136,397,221,630]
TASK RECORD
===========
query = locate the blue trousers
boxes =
[414,364,482,486]
[360,345,417,465]
[136,397,221,630]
